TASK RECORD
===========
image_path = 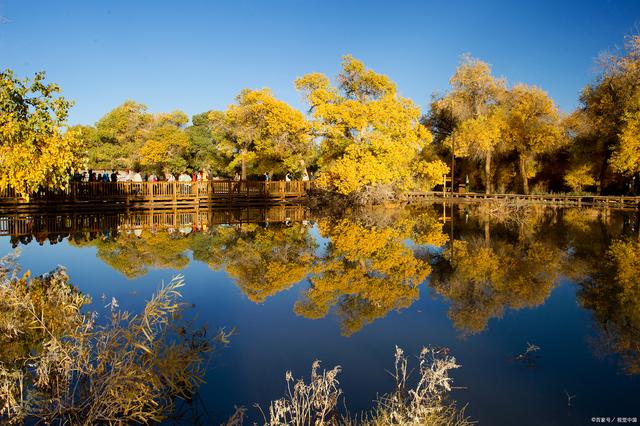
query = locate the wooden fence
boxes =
[406,191,640,210]
[0,205,310,239]
[0,180,314,207]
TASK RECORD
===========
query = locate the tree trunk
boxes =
[241,149,247,181]
[519,154,529,195]
[484,221,490,243]
[485,152,492,194]
[597,153,608,195]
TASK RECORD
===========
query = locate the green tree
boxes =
[0,70,83,199]
[93,100,152,169]
[185,111,229,176]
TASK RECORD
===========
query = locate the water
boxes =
[1,204,639,425]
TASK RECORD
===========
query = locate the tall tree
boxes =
[93,100,153,169]
[210,89,312,180]
[573,35,640,193]
[139,111,190,175]
[296,55,432,195]
[502,84,566,194]
[0,70,82,199]
[427,55,506,193]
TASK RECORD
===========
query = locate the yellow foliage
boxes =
[611,110,640,176]
[296,55,432,194]
[564,164,596,192]
[0,70,83,199]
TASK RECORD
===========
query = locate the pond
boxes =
[1,203,639,425]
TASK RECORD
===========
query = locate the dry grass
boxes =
[0,253,225,425]
[253,345,473,426]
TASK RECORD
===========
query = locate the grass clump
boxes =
[251,345,472,426]
[0,253,223,424]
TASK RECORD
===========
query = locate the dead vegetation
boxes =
[0,253,225,425]
[247,345,473,426]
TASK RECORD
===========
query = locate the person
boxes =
[148,173,157,182]
[285,173,291,182]
[302,172,309,182]
[96,173,103,182]
[166,173,176,182]
[264,172,270,181]
[202,170,209,181]
[132,171,143,182]
[110,171,117,183]
[103,171,109,182]
[191,172,197,182]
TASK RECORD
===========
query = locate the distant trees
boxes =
[4,38,640,198]
[0,70,82,198]
[427,57,566,194]
[570,35,640,194]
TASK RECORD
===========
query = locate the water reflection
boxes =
[1,203,639,376]
[295,209,446,336]
[430,212,566,335]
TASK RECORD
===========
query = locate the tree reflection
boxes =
[71,230,192,278]
[294,209,446,336]
[577,239,640,374]
[430,216,565,335]
[192,222,317,303]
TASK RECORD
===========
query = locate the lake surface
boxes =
[1,204,639,425]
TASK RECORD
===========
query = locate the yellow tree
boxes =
[210,89,312,180]
[611,105,640,177]
[450,107,506,193]
[427,55,506,193]
[575,35,640,192]
[503,84,566,194]
[578,239,640,374]
[139,111,190,174]
[295,55,432,195]
[0,70,83,199]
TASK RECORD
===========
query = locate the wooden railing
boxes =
[0,180,314,206]
[406,191,640,209]
[0,205,311,239]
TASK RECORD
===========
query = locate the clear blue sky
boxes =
[1,0,639,125]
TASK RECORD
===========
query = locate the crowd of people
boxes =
[71,169,313,183]
[72,170,212,183]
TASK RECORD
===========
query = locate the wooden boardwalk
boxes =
[407,191,640,210]
[0,180,314,209]
[0,205,310,239]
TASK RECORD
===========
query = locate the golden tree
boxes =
[428,56,506,193]
[210,89,313,180]
[0,70,83,199]
[296,55,433,195]
[503,84,566,194]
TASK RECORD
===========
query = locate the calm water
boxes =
[1,204,639,425]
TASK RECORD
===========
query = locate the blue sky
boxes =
[1,0,639,125]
